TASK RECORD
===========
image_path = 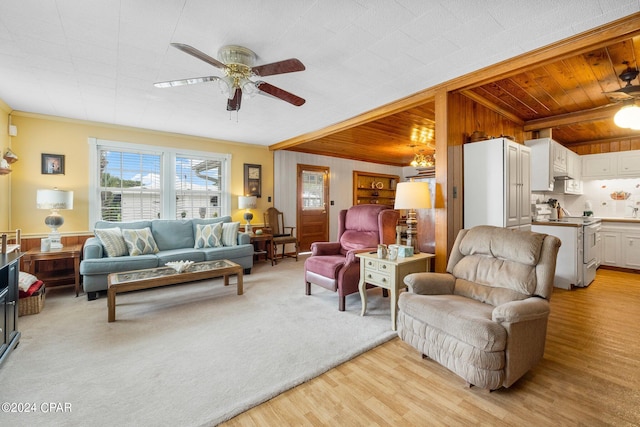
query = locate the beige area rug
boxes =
[0,256,396,426]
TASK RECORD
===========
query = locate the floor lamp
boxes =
[394,181,432,254]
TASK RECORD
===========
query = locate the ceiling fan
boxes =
[154,43,306,111]
[604,62,640,101]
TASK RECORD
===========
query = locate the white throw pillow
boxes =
[194,223,222,248]
[121,227,160,256]
[18,271,38,292]
[95,227,128,257]
[221,222,240,246]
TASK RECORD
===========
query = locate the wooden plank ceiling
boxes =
[284,34,640,166]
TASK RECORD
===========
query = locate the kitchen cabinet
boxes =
[618,151,640,176]
[581,152,617,179]
[553,143,567,173]
[564,150,583,195]
[622,235,640,269]
[525,138,572,191]
[600,221,640,270]
[464,138,531,229]
[353,171,399,206]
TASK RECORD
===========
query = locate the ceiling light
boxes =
[410,153,435,168]
[614,101,640,130]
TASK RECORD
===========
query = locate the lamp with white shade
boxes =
[394,181,432,254]
[238,195,257,233]
[37,188,74,249]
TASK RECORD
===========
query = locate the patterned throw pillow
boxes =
[221,222,240,246]
[194,223,222,248]
[95,227,128,257]
[121,227,160,256]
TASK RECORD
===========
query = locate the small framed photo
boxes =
[41,153,65,175]
[244,163,261,198]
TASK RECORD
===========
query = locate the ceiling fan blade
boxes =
[154,76,220,88]
[171,43,228,70]
[252,58,305,77]
[256,81,305,106]
[604,90,634,101]
[227,88,242,111]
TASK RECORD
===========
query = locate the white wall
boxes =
[274,151,404,241]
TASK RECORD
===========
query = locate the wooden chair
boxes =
[1,229,21,254]
[263,207,298,264]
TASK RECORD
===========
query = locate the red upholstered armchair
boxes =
[304,204,399,311]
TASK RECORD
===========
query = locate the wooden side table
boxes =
[356,252,435,331]
[22,243,83,297]
[247,232,274,265]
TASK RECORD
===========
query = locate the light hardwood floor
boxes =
[222,268,640,426]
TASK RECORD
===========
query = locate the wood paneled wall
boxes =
[568,136,640,155]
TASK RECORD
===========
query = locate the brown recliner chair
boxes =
[304,204,399,311]
[397,225,561,390]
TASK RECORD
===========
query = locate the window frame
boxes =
[88,138,231,230]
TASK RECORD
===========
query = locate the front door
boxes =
[297,164,329,252]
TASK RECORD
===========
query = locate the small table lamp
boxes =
[394,181,431,254]
[238,195,257,233]
[37,189,74,249]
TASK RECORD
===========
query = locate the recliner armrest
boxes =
[404,272,455,295]
[492,297,550,324]
[311,241,342,256]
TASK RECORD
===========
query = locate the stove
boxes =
[531,215,601,289]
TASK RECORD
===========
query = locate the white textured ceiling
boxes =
[0,0,638,146]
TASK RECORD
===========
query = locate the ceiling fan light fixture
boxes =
[241,78,259,99]
[614,102,640,129]
[218,76,233,98]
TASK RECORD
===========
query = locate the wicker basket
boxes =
[19,285,45,316]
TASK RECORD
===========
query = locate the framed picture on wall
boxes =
[41,153,65,175]
[244,163,261,198]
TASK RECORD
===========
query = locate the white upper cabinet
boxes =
[581,151,640,179]
[618,151,640,176]
[525,138,554,192]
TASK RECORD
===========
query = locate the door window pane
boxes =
[302,170,324,209]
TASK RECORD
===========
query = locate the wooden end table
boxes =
[22,243,83,297]
[356,252,435,331]
[248,232,274,265]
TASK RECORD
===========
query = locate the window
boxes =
[88,138,230,228]
[301,170,325,209]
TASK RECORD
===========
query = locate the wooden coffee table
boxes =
[107,259,243,322]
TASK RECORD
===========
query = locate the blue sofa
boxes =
[80,216,254,300]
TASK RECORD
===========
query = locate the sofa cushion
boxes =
[304,255,346,279]
[122,227,160,256]
[202,244,254,261]
[79,255,159,275]
[398,293,506,352]
[194,223,222,248]
[221,222,240,246]
[152,220,195,250]
[95,227,128,257]
[95,220,152,231]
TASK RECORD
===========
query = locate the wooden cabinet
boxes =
[353,171,399,206]
[553,142,567,173]
[464,138,531,229]
[618,151,640,176]
[0,252,21,367]
[525,138,554,191]
[582,153,617,179]
[600,222,640,270]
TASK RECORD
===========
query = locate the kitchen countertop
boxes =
[600,217,640,224]
[531,220,581,227]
